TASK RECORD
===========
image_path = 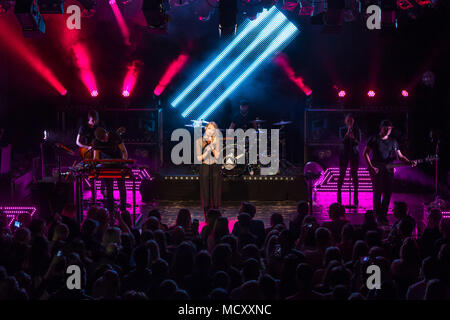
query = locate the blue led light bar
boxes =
[181,12,288,118]
[198,23,299,120]
[170,6,277,108]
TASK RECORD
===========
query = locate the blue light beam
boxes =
[181,12,288,118]
[170,6,277,108]
[198,23,299,121]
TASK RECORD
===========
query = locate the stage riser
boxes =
[140,177,308,202]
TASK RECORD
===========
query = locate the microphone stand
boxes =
[428,132,444,211]
[342,127,357,210]
[433,137,440,203]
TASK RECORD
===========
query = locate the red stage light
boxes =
[367,90,376,98]
[109,0,131,46]
[0,18,67,95]
[273,53,312,96]
[401,90,409,97]
[338,90,346,98]
[122,60,142,98]
[73,43,99,97]
[154,53,189,96]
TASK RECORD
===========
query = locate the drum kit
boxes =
[184,118,294,176]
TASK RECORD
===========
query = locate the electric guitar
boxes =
[369,155,439,175]
[79,127,126,160]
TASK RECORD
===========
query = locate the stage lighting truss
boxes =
[169,0,191,6]
[142,0,170,29]
[241,0,265,20]
[14,0,46,36]
[171,6,298,121]
[78,0,97,16]
[38,0,64,13]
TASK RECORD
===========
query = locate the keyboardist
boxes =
[93,127,128,213]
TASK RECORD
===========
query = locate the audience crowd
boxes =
[0,200,449,300]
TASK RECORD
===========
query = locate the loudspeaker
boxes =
[31,180,74,221]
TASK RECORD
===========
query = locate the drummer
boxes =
[229,99,258,130]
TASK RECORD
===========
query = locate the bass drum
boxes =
[221,143,248,177]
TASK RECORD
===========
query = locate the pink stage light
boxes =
[338,90,346,98]
[367,90,376,97]
[154,53,189,96]
[274,53,312,96]
[122,60,143,98]
[109,0,131,46]
[401,89,409,97]
[0,19,67,95]
[72,43,99,97]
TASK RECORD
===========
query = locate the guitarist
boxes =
[363,120,417,225]
[76,110,105,159]
[337,114,361,206]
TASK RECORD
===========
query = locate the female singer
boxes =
[195,122,222,216]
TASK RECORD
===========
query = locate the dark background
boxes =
[0,1,449,167]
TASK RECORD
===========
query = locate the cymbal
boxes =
[250,119,266,124]
[191,120,208,124]
[185,124,205,128]
[273,121,293,126]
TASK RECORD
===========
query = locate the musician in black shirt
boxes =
[363,120,416,224]
[337,114,362,205]
[93,127,128,213]
[229,100,257,130]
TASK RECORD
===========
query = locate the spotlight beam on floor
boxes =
[198,23,299,120]
[181,12,288,118]
[170,6,277,108]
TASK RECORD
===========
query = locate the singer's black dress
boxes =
[196,137,222,217]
